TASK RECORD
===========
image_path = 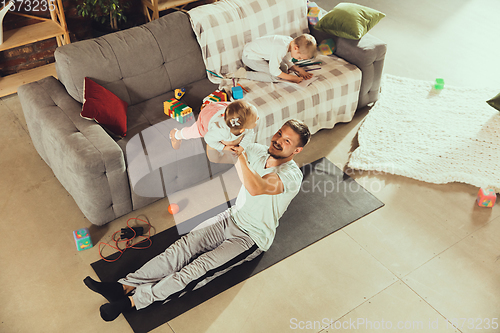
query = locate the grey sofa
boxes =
[18,6,386,226]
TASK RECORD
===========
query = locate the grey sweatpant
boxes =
[118,209,262,310]
[242,53,288,82]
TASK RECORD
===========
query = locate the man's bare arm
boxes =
[235,152,284,196]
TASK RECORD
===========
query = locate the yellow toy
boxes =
[174,88,186,99]
[164,88,193,124]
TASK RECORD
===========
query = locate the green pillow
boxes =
[315,3,385,40]
[487,92,500,112]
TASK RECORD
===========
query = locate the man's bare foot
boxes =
[170,128,181,150]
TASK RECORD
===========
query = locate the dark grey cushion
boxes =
[310,25,387,108]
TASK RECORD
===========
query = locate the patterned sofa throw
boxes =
[189,0,362,145]
[189,0,308,77]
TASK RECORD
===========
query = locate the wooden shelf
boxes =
[0,21,65,52]
[0,63,57,97]
[157,0,199,10]
[142,0,202,21]
[0,0,69,96]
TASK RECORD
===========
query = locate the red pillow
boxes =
[81,77,128,137]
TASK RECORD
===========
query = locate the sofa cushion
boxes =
[55,11,207,107]
[315,3,385,40]
[81,77,128,137]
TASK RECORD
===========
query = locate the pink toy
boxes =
[476,188,496,207]
[73,227,93,251]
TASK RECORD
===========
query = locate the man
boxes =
[84,119,310,321]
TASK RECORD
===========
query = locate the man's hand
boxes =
[222,145,237,155]
[231,145,244,157]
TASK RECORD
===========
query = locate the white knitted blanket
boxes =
[348,74,500,192]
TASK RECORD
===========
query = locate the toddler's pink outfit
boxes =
[180,102,230,139]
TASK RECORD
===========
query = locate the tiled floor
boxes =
[1,0,499,332]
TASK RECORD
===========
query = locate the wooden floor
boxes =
[0,1,499,332]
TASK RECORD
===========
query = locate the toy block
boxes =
[175,111,193,124]
[319,39,336,56]
[163,98,178,116]
[73,228,93,251]
[174,88,186,100]
[477,188,496,207]
[203,90,228,105]
[164,98,192,123]
[209,95,222,102]
[232,86,243,100]
[307,5,320,25]
[213,90,228,101]
[434,78,445,90]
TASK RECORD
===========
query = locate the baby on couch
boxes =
[228,33,317,84]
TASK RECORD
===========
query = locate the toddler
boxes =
[231,34,317,83]
[170,100,259,156]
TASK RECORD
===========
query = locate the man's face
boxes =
[268,125,302,159]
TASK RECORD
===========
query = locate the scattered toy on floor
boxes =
[434,78,445,90]
[476,188,497,207]
[73,227,93,251]
[168,203,180,214]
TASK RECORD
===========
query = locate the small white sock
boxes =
[174,130,184,140]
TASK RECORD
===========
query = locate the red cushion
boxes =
[81,77,128,137]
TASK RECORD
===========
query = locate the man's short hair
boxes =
[284,119,310,148]
[293,34,317,59]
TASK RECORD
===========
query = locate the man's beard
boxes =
[268,141,289,159]
[268,149,288,159]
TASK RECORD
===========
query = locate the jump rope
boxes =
[98,216,153,262]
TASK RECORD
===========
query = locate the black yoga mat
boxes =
[91,157,384,333]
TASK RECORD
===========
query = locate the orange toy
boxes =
[168,203,180,214]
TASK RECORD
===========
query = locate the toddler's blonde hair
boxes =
[224,100,258,133]
[293,34,317,59]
